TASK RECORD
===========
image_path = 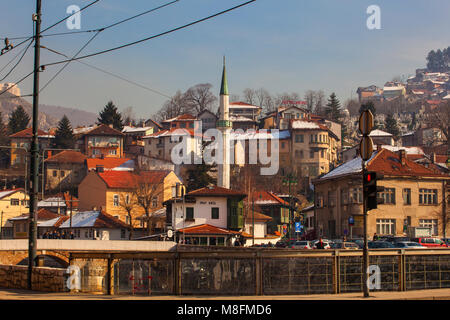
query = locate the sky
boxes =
[1,0,449,120]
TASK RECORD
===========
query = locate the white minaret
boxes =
[217,57,231,189]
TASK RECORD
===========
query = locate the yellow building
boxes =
[0,188,29,238]
[313,148,450,239]
[78,169,182,228]
[9,128,54,167]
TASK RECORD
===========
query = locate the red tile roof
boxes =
[9,127,51,138]
[98,170,170,188]
[85,124,124,136]
[177,224,240,235]
[86,158,131,170]
[12,208,63,221]
[245,211,272,222]
[246,191,289,206]
[95,211,130,229]
[187,186,247,197]
[367,149,446,177]
[45,150,87,164]
[162,114,197,122]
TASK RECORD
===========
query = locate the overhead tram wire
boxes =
[0,0,101,57]
[41,46,172,99]
[0,39,34,81]
[1,0,179,43]
[39,30,102,93]
[42,0,258,68]
[0,39,33,74]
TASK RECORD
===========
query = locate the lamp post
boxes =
[282,173,297,241]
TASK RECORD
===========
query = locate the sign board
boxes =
[360,136,374,161]
[295,222,302,233]
[359,110,374,135]
[348,216,354,226]
[353,216,363,228]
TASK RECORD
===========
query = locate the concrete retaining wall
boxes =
[0,264,67,292]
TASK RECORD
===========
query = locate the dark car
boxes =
[275,240,287,248]
[368,241,395,249]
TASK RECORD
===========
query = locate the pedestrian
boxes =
[316,237,325,249]
[70,231,74,239]
[373,233,379,241]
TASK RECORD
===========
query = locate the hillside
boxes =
[0,92,98,129]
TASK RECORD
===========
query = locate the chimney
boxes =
[376,144,382,152]
[398,149,406,165]
[96,164,104,173]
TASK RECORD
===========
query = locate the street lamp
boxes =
[282,173,297,241]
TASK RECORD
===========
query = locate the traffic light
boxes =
[363,171,384,210]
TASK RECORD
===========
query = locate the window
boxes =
[180,122,186,128]
[320,150,324,158]
[350,188,363,204]
[419,219,438,236]
[53,170,57,177]
[281,142,285,149]
[186,207,194,220]
[316,193,324,208]
[310,150,314,159]
[121,229,126,239]
[125,216,130,225]
[340,188,348,205]
[10,198,19,206]
[113,194,119,206]
[380,188,396,204]
[403,188,411,205]
[151,196,158,208]
[376,219,396,235]
[328,191,336,207]
[295,134,304,143]
[21,200,29,206]
[211,207,219,219]
[109,149,117,156]
[60,170,65,177]
[125,194,130,204]
[89,229,93,238]
[419,189,437,205]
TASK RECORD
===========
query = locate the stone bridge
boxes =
[0,240,177,267]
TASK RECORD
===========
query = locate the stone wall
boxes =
[0,265,67,292]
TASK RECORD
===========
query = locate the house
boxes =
[313,147,449,239]
[8,208,65,239]
[356,85,383,102]
[9,128,54,167]
[58,210,131,240]
[122,125,156,155]
[143,118,163,131]
[290,119,340,178]
[300,204,315,240]
[165,185,247,245]
[160,114,197,130]
[0,188,29,239]
[197,110,218,131]
[228,101,262,122]
[242,210,280,246]
[44,150,87,192]
[86,157,134,172]
[262,105,309,130]
[142,128,202,162]
[75,124,124,158]
[37,192,78,215]
[245,191,290,235]
[78,169,182,229]
[361,129,395,146]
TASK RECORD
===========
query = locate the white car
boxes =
[311,239,331,249]
[291,240,312,249]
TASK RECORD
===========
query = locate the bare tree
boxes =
[304,90,316,112]
[155,90,189,122]
[122,106,136,126]
[314,90,326,114]
[119,192,137,239]
[243,88,256,105]
[184,83,217,115]
[424,101,449,141]
[132,177,163,236]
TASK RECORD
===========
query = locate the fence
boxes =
[68,248,450,296]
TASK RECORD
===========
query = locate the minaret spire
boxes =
[220,56,228,96]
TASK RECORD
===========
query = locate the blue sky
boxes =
[1,0,449,119]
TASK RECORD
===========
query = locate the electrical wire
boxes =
[0,70,34,97]
[42,0,257,68]
[0,39,33,74]
[0,39,34,81]
[39,30,102,93]
[41,46,172,99]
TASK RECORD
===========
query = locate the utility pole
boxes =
[28,0,42,290]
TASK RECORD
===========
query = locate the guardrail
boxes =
[67,247,450,296]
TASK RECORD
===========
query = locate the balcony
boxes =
[309,141,329,149]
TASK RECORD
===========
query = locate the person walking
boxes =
[373,233,379,241]
[316,237,325,249]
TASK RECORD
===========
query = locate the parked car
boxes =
[291,240,312,249]
[393,241,425,249]
[368,241,395,249]
[411,237,448,248]
[311,239,331,249]
[349,238,364,249]
[333,242,359,250]
[441,238,450,246]
[275,240,288,248]
[379,235,410,243]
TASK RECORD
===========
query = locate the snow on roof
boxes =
[369,129,392,137]
[291,120,321,130]
[229,130,290,140]
[381,145,424,155]
[229,102,261,109]
[229,115,256,122]
[122,126,153,133]
[320,152,377,180]
[73,126,95,135]
[383,86,404,91]
[38,197,66,207]
[38,216,62,227]
[0,189,22,199]
[59,211,100,228]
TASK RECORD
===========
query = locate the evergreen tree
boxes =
[53,115,75,149]
[8,106,30,134]
[384,113,400,139]
[0,113,10,167]
[408,113,417,131]
[97,101,124,131]
[359,101,376,116]
[185,142,216,191]
[325,92,342,122]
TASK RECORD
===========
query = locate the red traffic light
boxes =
[366,173,372,182]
